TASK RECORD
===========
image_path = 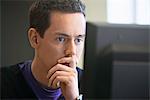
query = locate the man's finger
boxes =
[46,64,74,79]
[48,70,75,88]
[58,57,77,68]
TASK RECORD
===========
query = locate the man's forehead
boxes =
[50,11,85,19]
[44,11,86,37]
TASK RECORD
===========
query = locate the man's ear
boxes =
[28,28,40,48]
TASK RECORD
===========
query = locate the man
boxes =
[1,0,86,99]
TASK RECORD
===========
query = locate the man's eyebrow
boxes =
[55,32,85,38]
[76,34,86,38]
[55,32,70,37]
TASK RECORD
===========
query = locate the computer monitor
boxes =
[80,22,149,99]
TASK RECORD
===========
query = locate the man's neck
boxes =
[31,58,49,88]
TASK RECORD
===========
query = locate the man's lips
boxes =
[62,63,70,67]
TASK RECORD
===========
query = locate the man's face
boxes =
[36,11,86,71]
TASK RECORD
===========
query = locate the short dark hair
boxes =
[29,0,86,38]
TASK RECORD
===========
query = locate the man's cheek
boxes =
[77,48,83,58]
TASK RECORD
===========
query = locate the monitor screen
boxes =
[80,22,149,99]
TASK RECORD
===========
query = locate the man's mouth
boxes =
[63,63,70,67]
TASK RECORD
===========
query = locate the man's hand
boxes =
[47,57,79,100]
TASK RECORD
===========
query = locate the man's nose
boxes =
[65,41,76,57]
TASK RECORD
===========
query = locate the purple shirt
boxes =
[18,60,62,100]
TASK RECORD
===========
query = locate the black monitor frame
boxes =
[81,22,149,99]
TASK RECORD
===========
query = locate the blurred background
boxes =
[0,0,149,67]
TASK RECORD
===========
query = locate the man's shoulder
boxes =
[1,60,32,75]
[1,63,23,88]
[76,67,83,72]
[76,67,83,78]
[76,67,83,81]
[1,63,23,98]
[1,63,20,79]
[1,61,36,99]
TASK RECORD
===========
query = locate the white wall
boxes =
[84,0,107,22]
[78,0,107,69]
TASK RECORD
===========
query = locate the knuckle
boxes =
[72,72,77,78]
[56,64,62,69]
[73,69,77,74]
[68,77,73,83]
[70,72,76,79]
[55,71,59,75]
[56,75,60,80]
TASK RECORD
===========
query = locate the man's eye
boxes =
[57,37,65,43]
[75,38,83,45]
